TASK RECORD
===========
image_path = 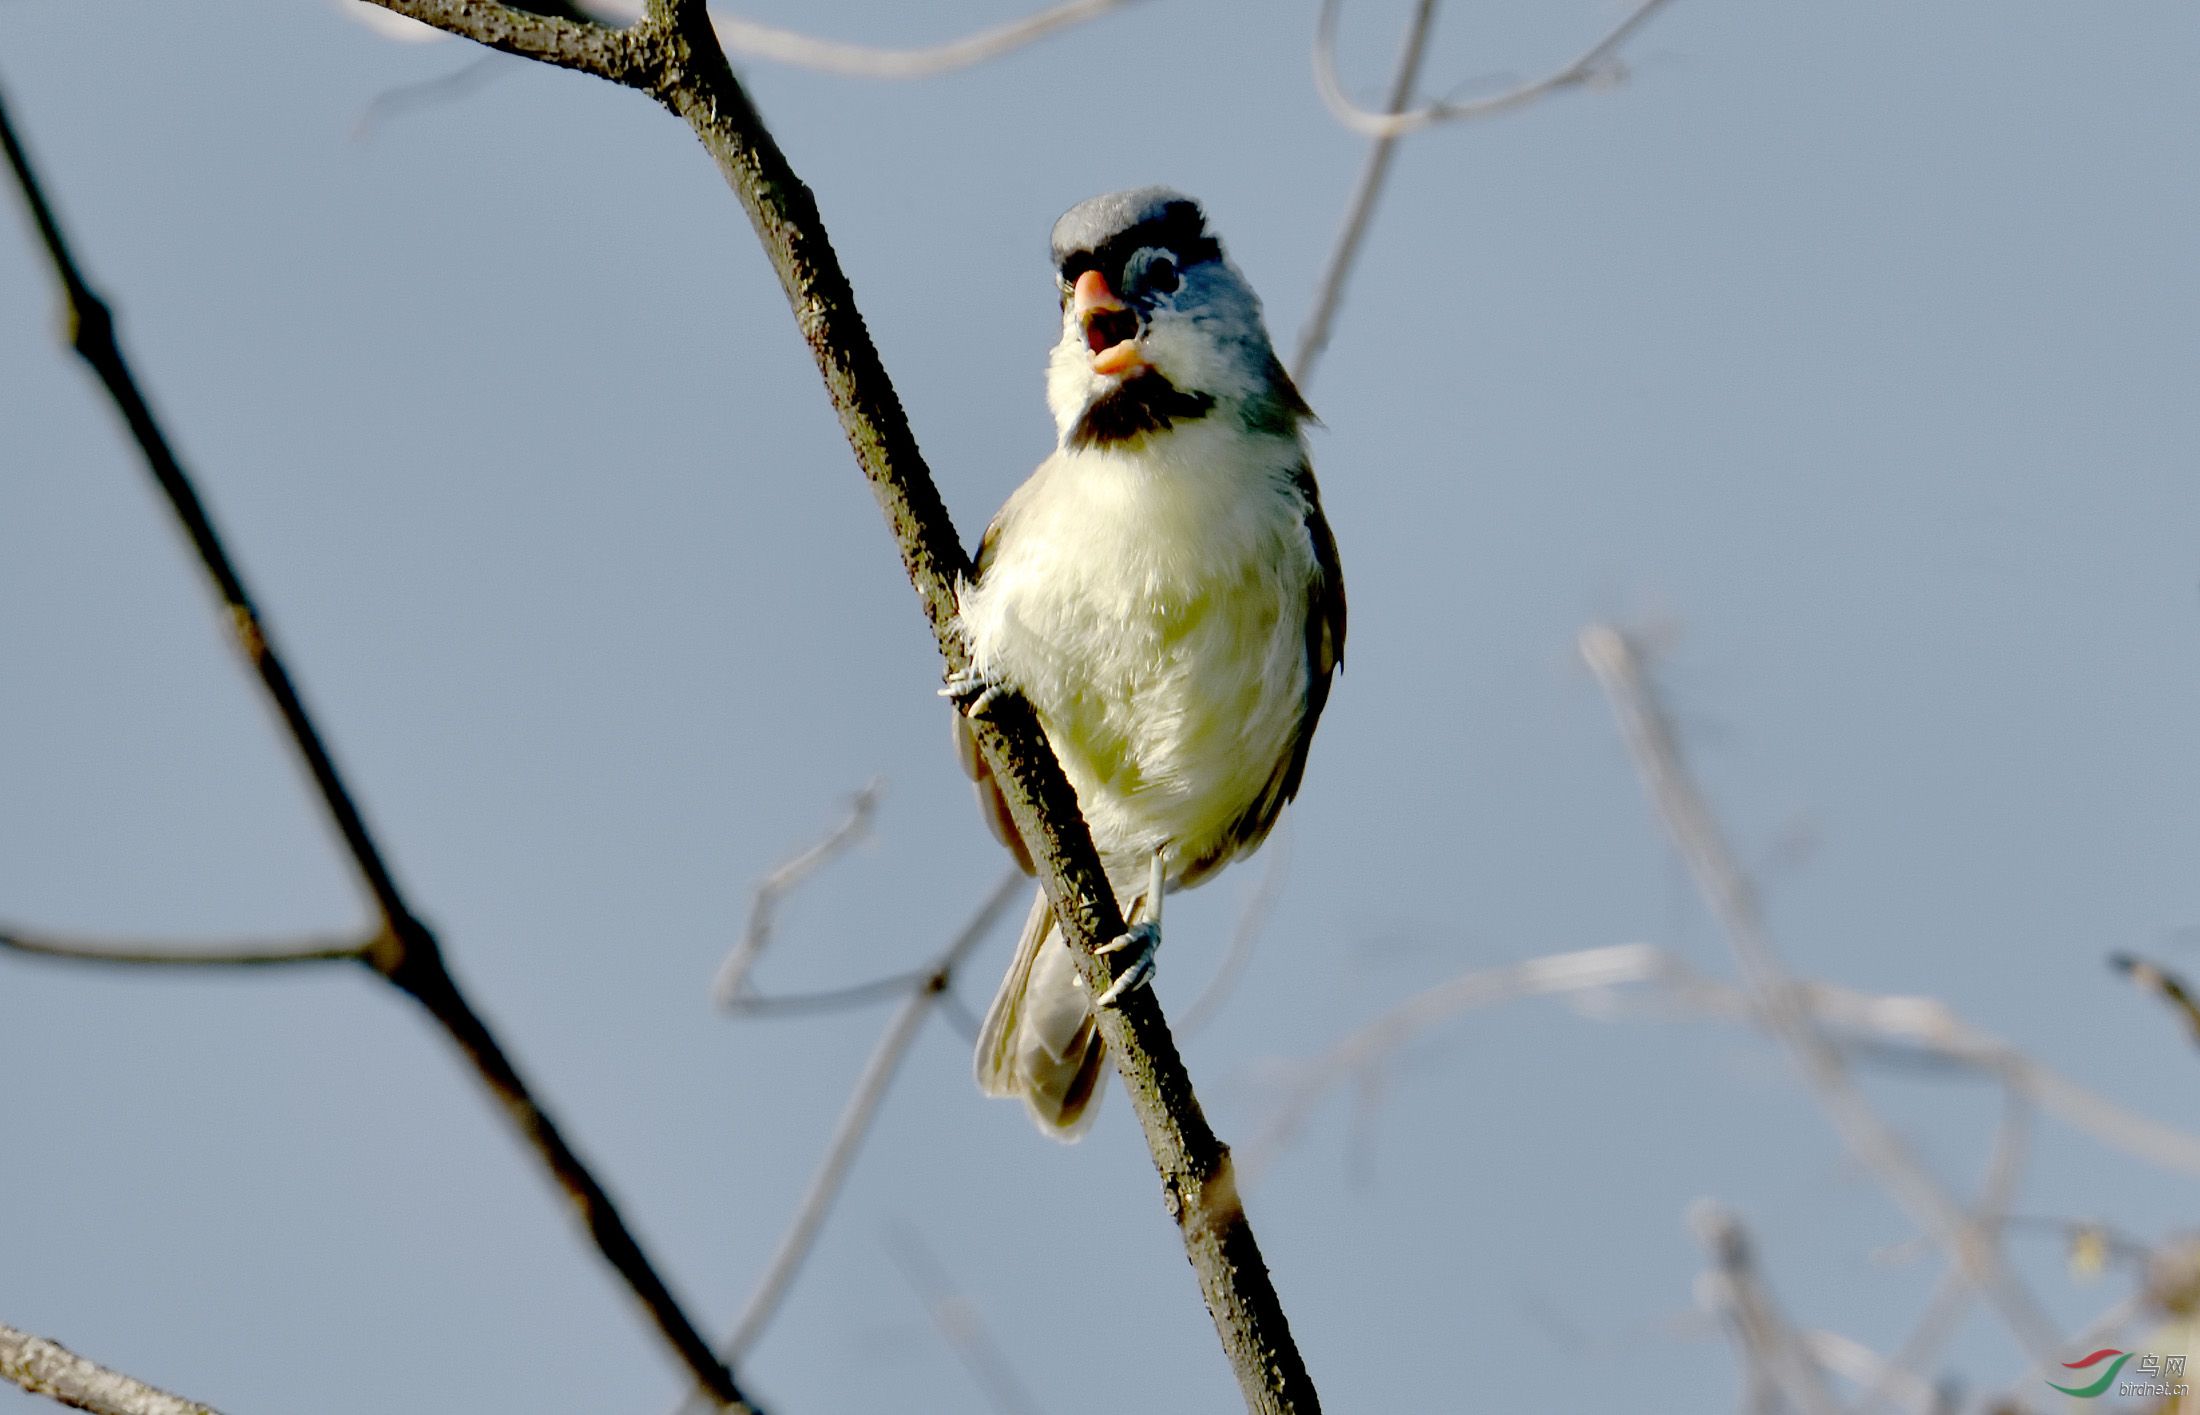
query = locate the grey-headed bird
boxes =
[947,189,1345,1139]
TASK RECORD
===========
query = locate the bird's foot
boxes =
[940,665,1005,718]
[1093,921,1159,1007]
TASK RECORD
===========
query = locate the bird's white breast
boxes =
[958,419,1316,885]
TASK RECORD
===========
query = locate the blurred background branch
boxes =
[1582,623,2066,1367]
[700,866,1025,1392]
[712,778,883,1009]
[0,925,378,967]
[1314,0,1675,139]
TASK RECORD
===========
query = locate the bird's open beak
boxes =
[1072,270,1147,377]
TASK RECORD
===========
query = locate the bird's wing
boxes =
[953,508,1037,876]
[1182,456,1346,888]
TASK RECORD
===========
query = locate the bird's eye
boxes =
[1145,256,1179,295]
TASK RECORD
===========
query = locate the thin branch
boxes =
[1994,1291,2144,1410]
[884,1224,1050,1415]
[0,1323,224,1415]
[352,54,509,140]
[1876,1216,2154,1275]
[712,779,883,1008]
[720,969,929,1018]
[1314,0,1676,140]
[1244,942,1678,1180]
[1675,972,2200,1178]
[0,926,377,967]
[1691,1202,1842,1415]
[1181,829,1291,1037]
[0,77,752,1414]
[711,0,1140,80]
[1250,938,2200,1185]
[1798,1329,1941,1415]
[1293,0,1436,386]
[1853,1089,2034,1415]
[2111,952,2200,1049]
[1581,624,2065,1370]
[934,985,985,1043]
[715,868,1026,1371]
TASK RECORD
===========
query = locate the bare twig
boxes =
[1798,1329,1942,1415]
[352,54,508,140]
[1244,942,1678,1180]
[884,1224,1050,1415]
[719,970,931,1018]
[1876,1216,2153,1275]
[711,0,1140,80]
[1314,0,1676,139]
[0,1322,224,1415]
[1293,0,1437,385]
[1251,936,2200,1188]
[935,985,985,1043]
[1995,1290,2145,1409]
[712,868,1026,1375]
[1854,1089,2034,1415]
[712,779,883,1008]
[0,75,751,1413]
[1672,972,2200,1178]
[1581,624,2064,1369]
[2112,952,2200,1049]
[1691,1202,1842,1415]
[0,926,378,967]
[1181,830,1292,1037]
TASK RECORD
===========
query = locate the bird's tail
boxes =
[974,886,1134,1141]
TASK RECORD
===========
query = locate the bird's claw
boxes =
[1093,921,1159,1008]
[940,666,1004,718]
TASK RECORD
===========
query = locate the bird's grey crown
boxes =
[1050,187,1222,275]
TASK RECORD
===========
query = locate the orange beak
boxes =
[1071,269,1147,376]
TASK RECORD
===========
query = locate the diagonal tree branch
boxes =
[1,1322,225,1415]
[0,75,753,1415]
[351,2,1323,1408]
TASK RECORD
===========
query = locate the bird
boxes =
[945,187,1345,1140]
